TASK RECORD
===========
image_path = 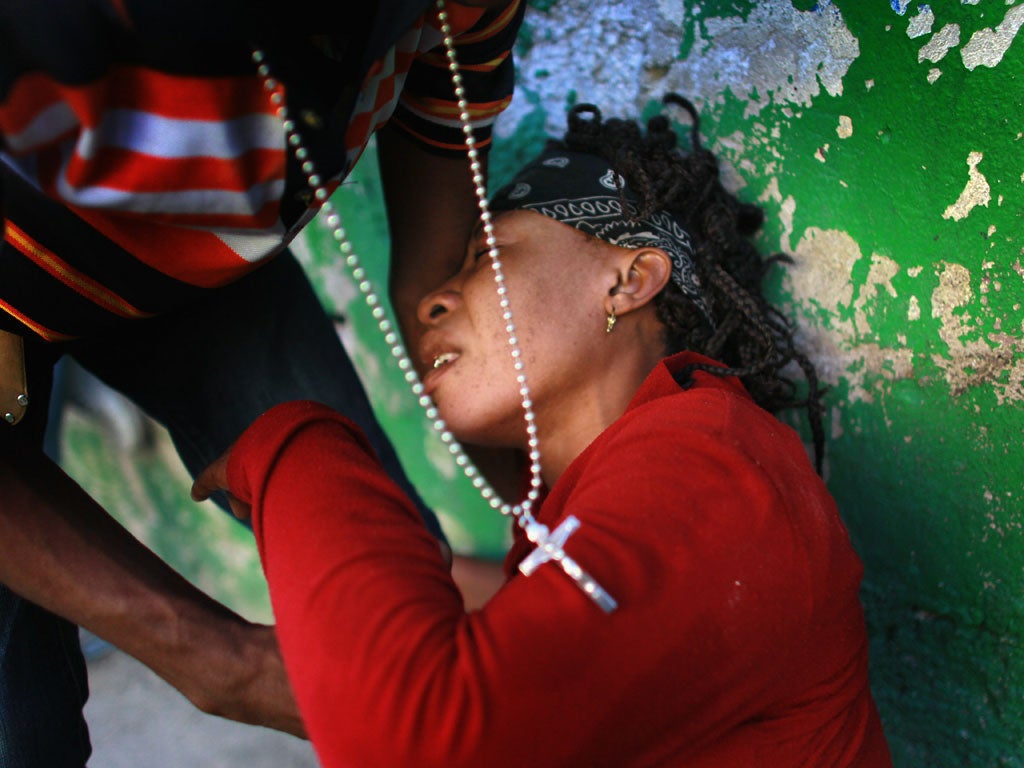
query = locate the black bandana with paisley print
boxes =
[491,142,713,326]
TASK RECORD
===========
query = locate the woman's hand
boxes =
[191,446,252,521]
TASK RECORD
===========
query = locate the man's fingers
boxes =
[190,468,217,502]
[191,453,229,502]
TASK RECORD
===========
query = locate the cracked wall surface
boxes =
[495,4,1022,765]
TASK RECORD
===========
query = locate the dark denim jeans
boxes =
[0,251,439,766]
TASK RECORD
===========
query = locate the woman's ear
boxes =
[607,247,672,316]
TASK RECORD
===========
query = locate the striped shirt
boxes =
[0,0,523,341]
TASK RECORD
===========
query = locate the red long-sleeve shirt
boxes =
[228,353,892,767]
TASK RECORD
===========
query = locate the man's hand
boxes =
[181,621,307,739]
[0,449,305,737]
[191,445,251,521]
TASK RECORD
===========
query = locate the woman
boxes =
[194,100,891,767]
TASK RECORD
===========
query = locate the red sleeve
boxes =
[228,397,885,768]
[229,401,646,768]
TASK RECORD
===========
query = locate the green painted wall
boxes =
[61,1,1022,764]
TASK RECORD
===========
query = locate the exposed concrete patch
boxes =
[943,151,991,221]
[853,253,901,335]
[792,329,915,405]
[837,115,853,138]
[895,0,1021,73]
[961,4,1024,70]
[694,2,860,117]
[932,262,974,347]
[790,227,860,318]
[929,262,1024,402]
[497,0,859,137]
[907,6,936,39]
[908,295,922,321]
[929,336,1023,401]
[1001,355,1024,406]
[714,122,785,185]
[758,177,795,251]
[919,23,961,63]
[654,0,684,28]
[783,227,914,402]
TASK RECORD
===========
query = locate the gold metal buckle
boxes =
[0,329,29,426]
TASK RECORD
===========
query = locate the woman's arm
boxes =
[223,399,831,768]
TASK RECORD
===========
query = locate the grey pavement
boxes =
[84,647,319,768]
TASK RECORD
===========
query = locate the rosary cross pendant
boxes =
[518,515,618,613]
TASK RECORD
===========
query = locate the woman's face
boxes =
[416,210,613,449]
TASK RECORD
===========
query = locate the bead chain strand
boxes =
[433,0,547,536]
[249,1,546,541]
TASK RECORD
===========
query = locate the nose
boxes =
[416,283,460,327]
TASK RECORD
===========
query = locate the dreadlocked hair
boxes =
[563,95,827,472]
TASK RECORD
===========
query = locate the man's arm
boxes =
[0,448,305,737]
[377,0,523,349]
[378,124,480,355]
[378,126,527,505]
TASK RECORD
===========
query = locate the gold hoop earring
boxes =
[605,307,617,334]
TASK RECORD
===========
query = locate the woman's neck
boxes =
[538,347,663,487]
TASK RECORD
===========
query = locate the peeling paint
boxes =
[927,67,942,83]
[759,177,796,252]
[943,151,991,221]
[894,0,1022,76]
[654,0,684,28]
[790,227,860,319]
[929,262,1024,402]
[919,23,961,63]
[930,336,1024,402]
[1002,356,1024,406]
[783,227,914,402]
[853,253,900,335]
[907,6,936,39]
[496,0,859,137]
[932,262,974,347]
[837,115,853,138]
[961,4,1024,70]
[909,295,922,321]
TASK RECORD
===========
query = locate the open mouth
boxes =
[432,352,459,369]
[422,350,461,394]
